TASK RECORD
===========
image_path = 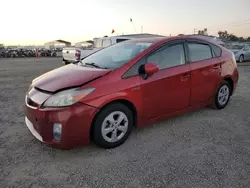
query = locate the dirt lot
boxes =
[0,58,250,188]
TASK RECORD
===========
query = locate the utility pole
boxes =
[141,26,143,33]
[193,28,197,34]
[130,18,137,33]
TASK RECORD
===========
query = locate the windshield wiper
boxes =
[84,62,108,69]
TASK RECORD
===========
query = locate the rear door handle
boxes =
[213,66,220,69]
[180,74,190,81]
[213,64,221,69]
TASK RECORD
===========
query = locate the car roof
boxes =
[96,33,166,40]
[123,35,222,45]
[123,36,169,43]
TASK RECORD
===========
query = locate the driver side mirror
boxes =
[139,62,159,80]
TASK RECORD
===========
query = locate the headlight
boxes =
[27,84,34,92]
[231,52,237,67]
[43,88,95,107]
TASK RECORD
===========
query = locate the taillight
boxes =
[75,50,81,59]
[231,52,237,67]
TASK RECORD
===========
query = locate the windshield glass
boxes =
[80,41,153,69]
[229,45,244,50]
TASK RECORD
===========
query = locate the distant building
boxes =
[44,40,71,49]
[74,40,94,48]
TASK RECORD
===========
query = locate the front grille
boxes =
[26,96,39,108]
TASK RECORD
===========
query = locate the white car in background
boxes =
[62,34,165,65]
[62,36,132,65]
[228,43,250,63]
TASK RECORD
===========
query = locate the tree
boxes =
[178,34,184,36]
[218,30,250,42]
[238,37,246,42]
[218,30,229,40]
[198,28,208,35]
[228,34,238,42]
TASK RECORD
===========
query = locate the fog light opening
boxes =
[53,123,62,141]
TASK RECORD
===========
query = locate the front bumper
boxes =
[25,117,43,142]
[24,103,99,149]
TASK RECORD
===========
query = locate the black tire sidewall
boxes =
[92,103,133,148]
[239,55,244,63]
[215,81,231,109]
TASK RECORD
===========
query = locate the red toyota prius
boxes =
[24,36,239,149]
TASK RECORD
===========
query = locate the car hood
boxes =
[32,64,111,92]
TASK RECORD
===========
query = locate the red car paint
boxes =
[24,36,239,149]
[32,64,111,92]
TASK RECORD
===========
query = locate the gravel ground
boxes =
[0,58,250,188]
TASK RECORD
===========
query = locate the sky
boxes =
[0,0,250,45]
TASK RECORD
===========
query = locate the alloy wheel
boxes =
[217,85,230,106]
[239,55,244,63]
[101,111,128,143]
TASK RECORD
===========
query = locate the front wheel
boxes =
[92,103,133,148]
[212,80,231,109]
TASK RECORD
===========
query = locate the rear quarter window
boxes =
[116,39,129,43]
[210,44,222,57]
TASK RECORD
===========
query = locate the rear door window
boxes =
[188,43,212,62]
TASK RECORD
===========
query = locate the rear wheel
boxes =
[239,54,244,63]
[92,103,133,148]
[211,80,231,109]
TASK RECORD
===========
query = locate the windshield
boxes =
[80,41,153,69]
[229,45,244,50]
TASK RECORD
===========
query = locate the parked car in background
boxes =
[0,46,5,57]
[38,48,57,57]
[228,43,250,63]
[25,50,36,57]
[5,49,18,58]
[24,35,239,149]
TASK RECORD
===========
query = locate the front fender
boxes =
[82,89,145,126]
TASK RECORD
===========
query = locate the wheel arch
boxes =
[239,54,244,61]
[223,77,234,95]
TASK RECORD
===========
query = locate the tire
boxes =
[92,103,133,149]
[211,80,231,109]
[239,55,244,63]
